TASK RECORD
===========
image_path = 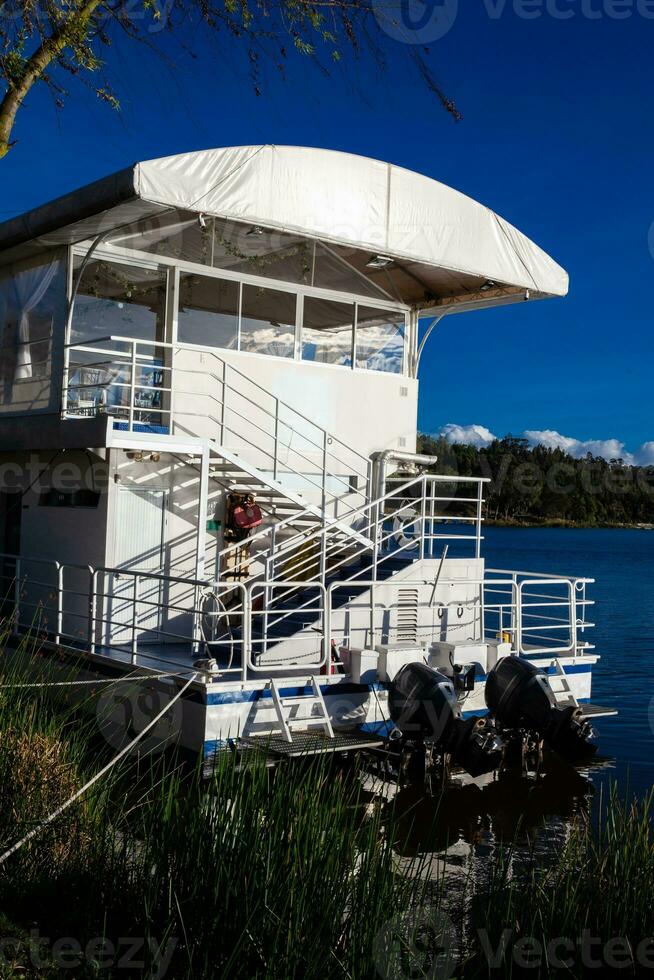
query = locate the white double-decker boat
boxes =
[0,145,615,770]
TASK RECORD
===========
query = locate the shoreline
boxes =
[486,519,654,530]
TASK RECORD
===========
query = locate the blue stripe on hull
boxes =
[205,668,593,707]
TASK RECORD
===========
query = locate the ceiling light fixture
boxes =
[366,254,394,270]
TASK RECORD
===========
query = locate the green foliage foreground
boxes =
[0,642,651,978]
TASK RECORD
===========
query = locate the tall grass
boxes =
[463,788,654,977]
[0,635,652,978]
[0,637,434,978]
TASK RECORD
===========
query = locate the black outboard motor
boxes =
[389,662,503,777]
[485,656,596,760]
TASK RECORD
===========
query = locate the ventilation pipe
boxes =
[370,449,438,501]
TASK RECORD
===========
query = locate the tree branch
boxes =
[0,0,105,157]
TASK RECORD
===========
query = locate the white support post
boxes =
[55,563,63,646]
[165,267,180,435]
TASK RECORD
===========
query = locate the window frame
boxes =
[72,240,409,375]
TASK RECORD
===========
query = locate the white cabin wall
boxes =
[172,346,418,464]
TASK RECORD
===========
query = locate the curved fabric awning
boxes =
[0,144,568,308]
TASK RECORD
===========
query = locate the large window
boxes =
[71,259,167,346]
[355,306,405,374]
[301,297,354,366]
[177,273,239,349]
[240,284,296,358]
[69,259,167,421]
[76,235,409,374]
[0,255,64,384]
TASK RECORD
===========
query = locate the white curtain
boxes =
[11,259,60,380]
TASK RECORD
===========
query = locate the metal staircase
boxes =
[208,447,372,548]
[64,334,373,551]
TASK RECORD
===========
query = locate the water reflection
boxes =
[364,753,618,879]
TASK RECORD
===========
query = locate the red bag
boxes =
[232,502,263,530]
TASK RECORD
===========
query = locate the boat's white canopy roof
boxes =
[0,145,568,310]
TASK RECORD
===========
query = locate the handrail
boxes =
[65,334,370,469]
[1,551,595,680]
[65,334,372,531]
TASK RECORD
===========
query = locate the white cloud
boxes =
[523,429,631,462]
[634,442,654,466]
[439,423,498,448]
[439,423,654,466]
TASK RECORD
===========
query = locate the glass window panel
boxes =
[177,273,239,349]
[71,259,167,346]
[356,306,405,374]
[0,255,65,409]
[109,212,213,266]
[212,218,313,285]
[240,284,296,358]
[301,297,353,367]
[312,243,392,300]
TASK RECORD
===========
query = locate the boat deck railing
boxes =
[0,553,595,683]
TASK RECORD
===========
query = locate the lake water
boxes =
[483,526,654,799]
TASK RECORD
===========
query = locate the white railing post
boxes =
[13,557,21,637]
[429,476,435,559]
[419,475,427,561]
[475,479,483,559]
[128,341,137,431]
[88,569,97,655]
[273,398,280,481]
[131,574,139,665]
[516,579,523,654]
[570,580,577,656]
[220,359,227,445]
[55,563,63,645]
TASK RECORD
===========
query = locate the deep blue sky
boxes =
[2,3,652,456]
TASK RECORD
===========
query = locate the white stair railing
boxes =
[63,335,371,520]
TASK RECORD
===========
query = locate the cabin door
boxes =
[107,487,167,646]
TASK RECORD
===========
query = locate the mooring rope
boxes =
[0,672,198,868]
[0,668,199,689]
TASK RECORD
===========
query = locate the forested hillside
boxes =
[418,434,654,526]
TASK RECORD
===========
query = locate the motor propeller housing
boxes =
[389,662,503,777]
[485,655,597,760]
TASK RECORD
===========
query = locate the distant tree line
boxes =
[417,434,654,526]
